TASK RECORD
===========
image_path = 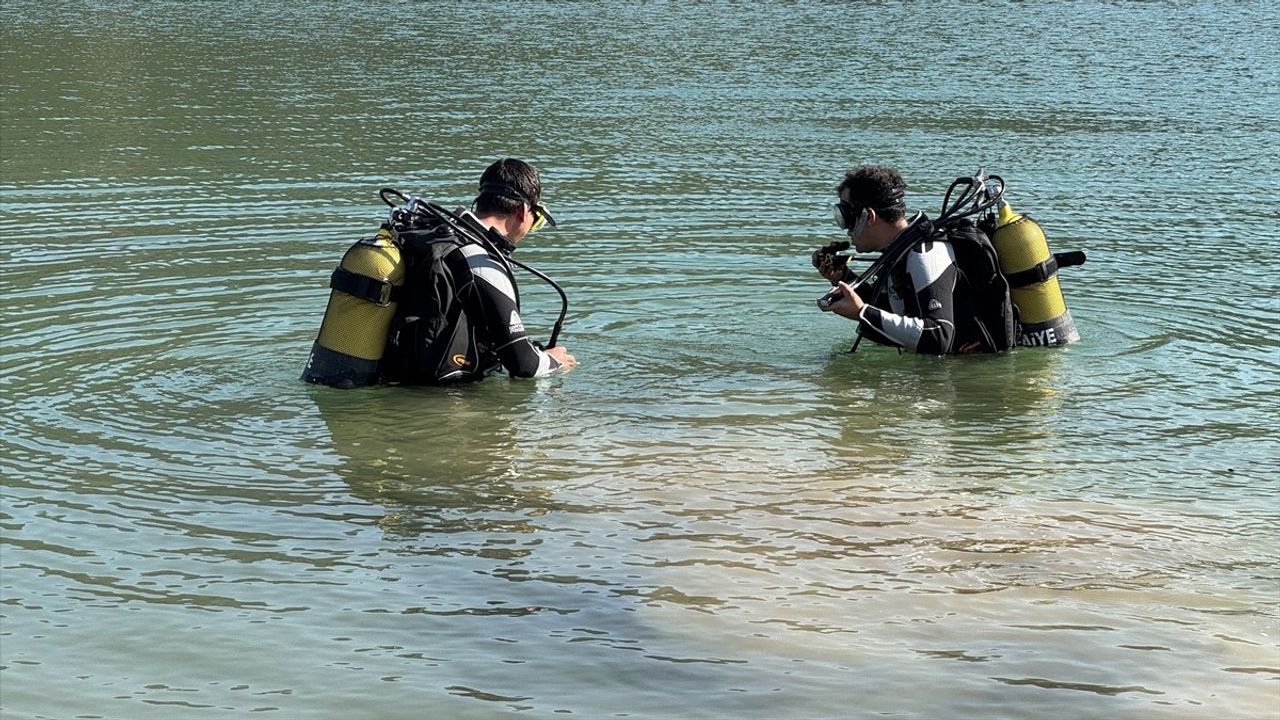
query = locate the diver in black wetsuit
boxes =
[813,165,1012,355]
[384,158,576,383]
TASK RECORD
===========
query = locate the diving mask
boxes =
[832,201,869,237]
[529,202,556,233]
[478,180,556,232]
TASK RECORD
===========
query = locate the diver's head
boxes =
[475,158,556,243]
[834,164,908,252]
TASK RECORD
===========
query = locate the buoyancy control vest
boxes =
[299,217,490,388]
[938,218,1018,353]
[875,217,1017,354]
[378,223,493,385]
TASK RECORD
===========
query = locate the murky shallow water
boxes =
[3,2,1278,718]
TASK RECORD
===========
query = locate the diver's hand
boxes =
[547,345,577,370]
[825,281,866,320]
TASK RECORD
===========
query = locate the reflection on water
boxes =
[3,1,1279,718]
[817,349,1069,479]
[317,388,547,541]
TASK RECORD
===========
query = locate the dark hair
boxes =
[475,158,543,216]
[836,165,907,223]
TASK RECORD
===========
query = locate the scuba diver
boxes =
[813,165,1015,355]
[301,158,576,388]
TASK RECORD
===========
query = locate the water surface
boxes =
[2,2,1278,718]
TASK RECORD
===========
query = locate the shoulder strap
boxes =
[855,213,935,293]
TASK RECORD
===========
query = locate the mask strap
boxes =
[851,207,870,238]
[478,182,532,205]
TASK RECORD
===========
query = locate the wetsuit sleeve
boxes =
[856,241,959,355]
[460,245,561,378]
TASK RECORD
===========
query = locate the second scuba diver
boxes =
[813,164,1016,355]
[301,158,575,388]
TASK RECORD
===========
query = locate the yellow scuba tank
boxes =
[990,201,1080,346]
[300,226,406,388]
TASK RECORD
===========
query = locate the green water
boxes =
[3,2,1278,718]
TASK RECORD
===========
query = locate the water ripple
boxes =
[4,2,1278,719]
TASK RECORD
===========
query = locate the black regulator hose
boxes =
[380,187,410,207]
[939,172,1004,223]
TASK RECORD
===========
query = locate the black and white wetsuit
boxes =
[855,213,965,355]
[452,213,560,378]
